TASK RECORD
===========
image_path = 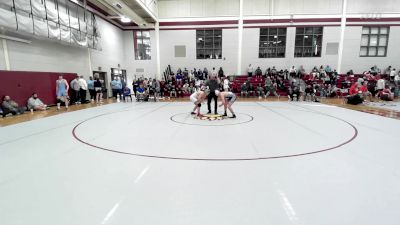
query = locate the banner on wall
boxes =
[46,0,59,22]
[34,17,49,37]
[48,21,61,40]
[16,13,34,34]
[31,0,46,19]
[0,8,17,30]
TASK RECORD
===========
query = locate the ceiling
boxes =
[81,0,157,29]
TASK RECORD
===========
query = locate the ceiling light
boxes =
[120,16,131,23]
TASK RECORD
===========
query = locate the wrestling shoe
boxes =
[223,113,227,117]
[229,114,236,118]
[190,112,196,115]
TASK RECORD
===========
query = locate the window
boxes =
[360,27,389,57]
[134,30,151,60]
[294,27,323,57]
[259,28,286,58]
[196,29,222,59]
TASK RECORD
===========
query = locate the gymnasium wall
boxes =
[159,29,239,75]
[0,42,5,70]
[341,26,400,73]
[241,26,340,74]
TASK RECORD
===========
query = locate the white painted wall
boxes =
[346,0,400,14]
[158,0,240,18]
[0,41,5,70]
[241,26,340,74]
[243,0,342,16]
[123,30,157,81]
[159,29,238,75]
[341,26,400,73]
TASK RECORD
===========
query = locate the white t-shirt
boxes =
[390,70,396,77]
[377,79,385,90]
[223,79,229,89]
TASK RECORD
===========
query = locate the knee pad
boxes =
[57,99,62,104]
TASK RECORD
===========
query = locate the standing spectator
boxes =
[325,65,333,77]
[371,65,380,75]
[56,75,69,110]
[205,75,219,114]
[247,64,253,77]
[27,93,48,111]
[289,66,297,78]
[2,96,25,116]
[218,67,224,79]
[94,74,103,104]
[390,68,396,81]
[152,79,160,101]
[210,67,218,79]
[203,67,209,79]
[133,79,139,97]
[111,77,119,98]
[79,75,88,104]
[87,76,95,102]
[70,75,81,104]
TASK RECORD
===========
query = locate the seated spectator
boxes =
[361,81,373,102]
[288,79,300,101]
[27,93,48,111]
[304,84,316,102]
[370,65,380,75]
[297,65,306,78]
[136,84,149,101]
[265,77,279,98]
[254,67,262,78]
[123,86,132,102]
[169,82,177,98]
[241,83,248,97]
[326,84,338,98]
[376,78,386,96]
[379,85,394,101]
[248,83,255,97]
[2,96,26,116]
[256,84,264,98]
[346,83,364,105]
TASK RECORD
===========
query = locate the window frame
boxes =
[294,27,323,58]
[134,30,151,60]
[359,26,389,57]
[196,29,222,60]
[259,27,287,58]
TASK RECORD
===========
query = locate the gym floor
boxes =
[1,98,400,225]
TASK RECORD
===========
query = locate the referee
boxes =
[205,72,219,114]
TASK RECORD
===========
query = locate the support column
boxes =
[337,0,347,74]
[87,48,93,76]
[237,0,243,75]
[2,39,11,70]
[155,22,161,80]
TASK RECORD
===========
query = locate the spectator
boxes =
[2,96,25,116]
[265,77,279,98]
[247,64,253,77]
[326,84,338,98]
[218,67,224,79]
[248,83,255,97]
[289,66,297,78]
[136,83,149,101]
[256,83,264,98]
[203,67,209,79]
[304,84,316,102]
[153,79,161,101]
[379,85,394,101]
[390,68,396,81]
[122,86,132,102]
[361,81,373,102]
[27,93,48,111]
[325,65,333,77]
[94,74,103,104]
[288,78,300,101]
[79,75,88,104]
[371,65,380,75]
[346,83,364,105]
[241,83,248,97]
[376,77,386,96]
[210,67,218,79]
[111,77,121,98]
[70,75,81,104]
[297,65,306,78]
[255,67,262,78]
[87,76,95,102]
[169,82,177,98]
